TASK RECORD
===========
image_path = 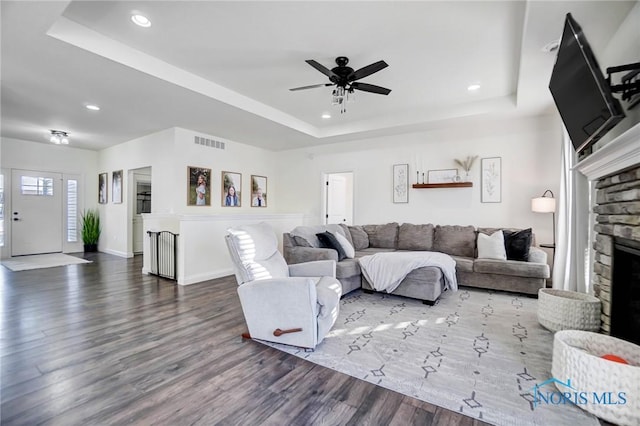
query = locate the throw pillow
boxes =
[334,232,355,259]
[503,228,532,261]
[316,232,347,261]
[477,230,507,260]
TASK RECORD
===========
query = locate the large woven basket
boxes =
[537,288,601,332]
[552,330,640,426]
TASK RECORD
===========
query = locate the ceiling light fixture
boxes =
[331,86,354,114]
[321,113,331,119]
[131,14,151,27]
[467,84,481,91]
[85,104,100,111]
[50,130,69,145]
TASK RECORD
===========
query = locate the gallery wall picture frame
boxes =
[393,164,409,203]
[187,166,211,206]
[251,175,267,207]
[427,168,458,184]
[481,157,502,203]
[98,173,108,204]
[112,170,123,204]
[221,171,242,207]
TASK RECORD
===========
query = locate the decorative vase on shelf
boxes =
[453,174,462,183]
[465,171,471,182]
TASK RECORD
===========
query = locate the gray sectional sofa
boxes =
[283,222,550,304]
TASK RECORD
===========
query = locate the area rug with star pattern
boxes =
[262,287,599,426]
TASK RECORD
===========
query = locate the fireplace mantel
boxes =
[574,122,640,181]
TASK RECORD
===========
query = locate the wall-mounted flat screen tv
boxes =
[549,13,625,154]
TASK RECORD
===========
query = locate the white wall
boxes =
[97,127,283,257]
[596,1,640,147]
[276,114,562,245]
[0,137,98,258]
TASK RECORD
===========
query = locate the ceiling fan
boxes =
[290,57,391,112]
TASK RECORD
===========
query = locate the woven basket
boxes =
[552,330,640,426]
[537,288,601,332]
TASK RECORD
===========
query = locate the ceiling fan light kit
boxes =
[290,56,391,114]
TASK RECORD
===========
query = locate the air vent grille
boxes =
[194,136,225,150]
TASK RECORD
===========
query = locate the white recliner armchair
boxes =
[225,222,342,349]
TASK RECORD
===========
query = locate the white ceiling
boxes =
[1,1,636,151]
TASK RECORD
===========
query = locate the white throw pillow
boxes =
[477,230,507,260]
[334,232,355,259]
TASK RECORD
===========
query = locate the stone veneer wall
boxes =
[592,164,640,333]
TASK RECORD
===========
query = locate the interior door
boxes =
[11,169,63,256]
[325,172,356,225]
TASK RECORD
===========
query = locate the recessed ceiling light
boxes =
[85,104,100,111]
[322,113,331,119]
[467,84,481,91]
[131,14,151,27]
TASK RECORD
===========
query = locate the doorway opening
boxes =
[323,172,354,225]
[131,167,151,254]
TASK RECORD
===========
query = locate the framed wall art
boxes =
[221,171,242,207]
[393,164,409,203]
[481,157,502,203]
[187,166,211,206]
[112,170,123,204]
[98,173,108,204]
[251,175,267,207]
[427,168,458,184]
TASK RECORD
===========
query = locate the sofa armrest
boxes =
[528,246,548,264]
[284,246,338,264]
[289,260,336,278]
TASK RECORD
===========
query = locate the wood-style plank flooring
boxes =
[0,253,489,425]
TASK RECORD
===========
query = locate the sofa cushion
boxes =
[397,223,434,251]
[503,228,532,261]
[363,222,399,249]
[336,258,361,279]
[316,232,347,261]
[474,258,549,279]
[355,248,397,258]
[477,230,507,260]
[348,225,370,250]
[478,227,537,247]
[451,256,474,273]
[433,225,476,258]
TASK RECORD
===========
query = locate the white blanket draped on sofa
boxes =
[359,251,458,294]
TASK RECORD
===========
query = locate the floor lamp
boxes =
[531,189,556,248]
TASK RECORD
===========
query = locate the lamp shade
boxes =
[531,196,556,213]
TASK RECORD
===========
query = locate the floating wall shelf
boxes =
[412,182,473,189]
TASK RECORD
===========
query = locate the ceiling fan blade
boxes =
[351,82,391,95]
[349,60,388,81]
[289,83,334,91]
[306,60,339,82]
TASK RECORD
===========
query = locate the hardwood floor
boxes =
[0,253,489,425]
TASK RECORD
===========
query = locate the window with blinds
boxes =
[67,180,78,242]
[21,176,53,196]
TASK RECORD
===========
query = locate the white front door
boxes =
[11,169,63,256]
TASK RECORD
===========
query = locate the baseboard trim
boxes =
[101,248,132,258]
[178,268,234,285]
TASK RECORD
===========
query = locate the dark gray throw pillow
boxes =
[316,232,347,261]
[503,228,532,261]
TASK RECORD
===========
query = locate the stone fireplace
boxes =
[577,122,640,338]
[592,166,640,340]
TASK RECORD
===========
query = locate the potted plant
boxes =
[81,209,101,252]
